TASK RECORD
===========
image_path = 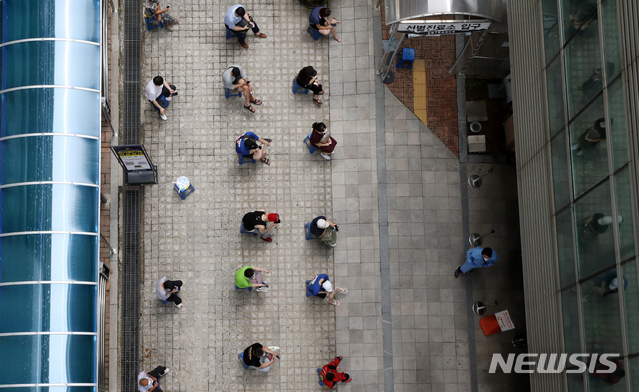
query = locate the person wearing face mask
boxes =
[235,266,270,292]
[571,117,608,156]
[454,247,498,278]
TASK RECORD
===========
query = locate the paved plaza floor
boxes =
[135,0,528,391]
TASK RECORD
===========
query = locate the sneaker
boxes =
[160,367,171,376]
[454,266,462,278]
[344,377,353,384]
[321,153,331,160]
[328,242,336,247]
[165,96,172,101]
[176,303,184,309]
[571,144,579,151]
[261,237,272,242]
[160,113,168,121]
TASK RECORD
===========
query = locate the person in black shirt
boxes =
[241,343,279,372]
[242,210,280,242]
[310,216,338,247]
[296,66,324,105]
[571,118,607,155]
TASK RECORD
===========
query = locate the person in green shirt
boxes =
[235,266,270,291]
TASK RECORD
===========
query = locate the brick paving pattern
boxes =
[381,4,459,157]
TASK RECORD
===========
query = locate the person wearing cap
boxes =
[306,273,347,306]
[454,246,498,278]
[222,65,262,113]
[309,122,337,160]
[571,117,607,155]
[145,75,178,121]
[235,266,270,292]
[242,210,280,242]
[235,132,271,165]
[320,356,352,388]
[296,66,324,105]
[138,366,170,392]
[309,7,341,42]
[224,4,267,49]
[310,215,338,247]
[241,343,280,372]
[581,213,622,238]
[156,276,184,309]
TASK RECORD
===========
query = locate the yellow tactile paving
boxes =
[412,59,427,123]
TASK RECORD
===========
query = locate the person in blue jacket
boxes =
[454,247,498,278]
[235,132,271,165]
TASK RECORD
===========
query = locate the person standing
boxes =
[454,247,498,278]
[222,65,262,113]
[138,366,170,392]
[224,5,267,49]
[296,66,324,105]
[309,122,337,160]
[310,216,338,247]
[156,277,184,309]
[320,356,353,388]
[242,210,280,242]
[146,75,178,121]
[309,7,341,42]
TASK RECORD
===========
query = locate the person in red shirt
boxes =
[320,356,352,388]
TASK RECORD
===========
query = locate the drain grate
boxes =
[120,0,143,388]
[120,189,141,392]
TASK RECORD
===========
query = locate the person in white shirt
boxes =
[138,366,170,392]
[146,75,178,121]
[222,65,262,113]
[224,4,267,48]
[156,277,184,309]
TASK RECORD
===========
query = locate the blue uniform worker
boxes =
[455,247,498,277]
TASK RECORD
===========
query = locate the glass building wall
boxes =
[544,0,638,390]
[0,0,101,389]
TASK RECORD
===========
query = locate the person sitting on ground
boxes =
[156,277,184,309]
[224,4,267,49]
[296,66,324,105]
[222,65,262,113]
[242,343,280,372]
[320,356,352,388]
[310,216,338,247]
[309,7,341,42]
[145,0,179,30]
[571,118,607,156]
[309,122,337,160]
[306,273,347,306]
[242,210,280,242]
[235,132,271,165]
[146,75,178,121]
[235,266,271,292]
[138,366,170,392]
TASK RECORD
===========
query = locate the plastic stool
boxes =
[317,368,325,386]
[307,25,321,41]
[173,183,195,200]
[305,222,319,241]
[225,88,242,99]
[226,29,240,39]
[237,153,255,165]
[304,133,317,154]
[396,48,415,70]
[162,300,168,304]
[145,17,164,31]
[241,221,259,236]
[292,78,309,94]
[238,352,249,369]
[480,315,501,336]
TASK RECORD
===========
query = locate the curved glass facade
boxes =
[0,0,101,389]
